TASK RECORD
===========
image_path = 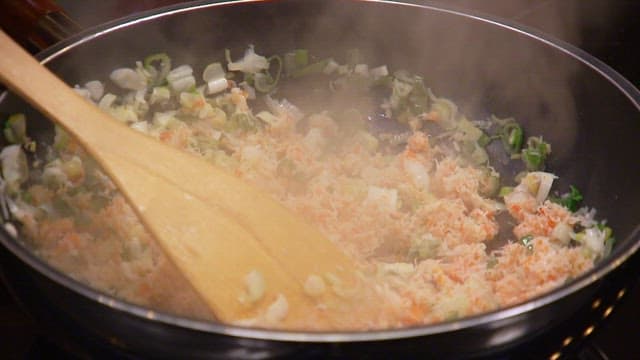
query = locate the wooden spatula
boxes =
[0,30,372,328]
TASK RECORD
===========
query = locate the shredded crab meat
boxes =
[0,48,610,330]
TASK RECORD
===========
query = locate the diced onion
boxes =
[98,93,117,110]
[354,64,369,76]
[323,59,339,74]
[110,68,146,90]
[202,63,228,94]
[378,262,415,277]
[264,95,304,122]
[256,111,281,127]
[130,121,149,134]
[85,80,104,101]
[370,65,389,79]
[149,86,171,104]
[0,145,28,191]
[73,86,91,100]
[531,171,557,203]
[167,65,196,92]
[227,45,269,73]
[551,222,572,245]
[583,227,605,255]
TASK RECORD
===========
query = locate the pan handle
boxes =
[0,0,81,53]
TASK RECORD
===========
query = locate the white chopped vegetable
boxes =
[85,80,104,101]
[244,270,266,303]
[365,186,398,212]
[390,79,413,109]
[403,157,430,191]
[428,89,458,127]
[179,92,204,109]
[370,65,389,79]
[202,63,228,94]
[582,227,606,255]
[207,78,228,95]
[62,156,83,183]
[525,171,557,204]
[149,86,171,104]
[264,95,304,123]
[227,45,269,74]
[98,93,117,110]
[108,106,138,123]
[239,82,256,100]
[551,222,573,245]
[153,111,178,128]
[110,68,147,90]
[73,86,91,100]
[130,121,149,133]
[42,160,68,188]
[304,274,326,297]
[0,145,28,192]
[354,64,369,76]
[337,64,350,75]
[3,222,17,238]
[323,59,339,74]
[265,294,288,323]
[167,65,196,92]
[255,111,280,127]
[378,262,415,277]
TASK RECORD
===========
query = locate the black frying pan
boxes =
[0,1,638,358]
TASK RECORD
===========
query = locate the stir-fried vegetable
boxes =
[551,185,583,212]
[0,45,614,331]
[521,136,551,170]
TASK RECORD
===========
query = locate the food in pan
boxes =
[0,46,614,329]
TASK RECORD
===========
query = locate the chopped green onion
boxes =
[469,143,489,165]
[408,77,429,115]
[290,59,330,78]
[479,169,500,197]
[253,55,282,93]
[4,113,27,144]
[143,53,171,85]
[500,121,523,154]
[520,235,534,252]
[283,52,297,75]
[294,49,309,68]
[53,126,70,152]
[498,186,514,197]
[551,185,583,212]
[603,236,616,257]
[477,133,492,147]
[521,136,551,170]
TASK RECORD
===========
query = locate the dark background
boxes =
[1,0,638,358]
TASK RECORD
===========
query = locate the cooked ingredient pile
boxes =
[0,46,614,329]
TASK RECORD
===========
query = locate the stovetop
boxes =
[1,1,639,359]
